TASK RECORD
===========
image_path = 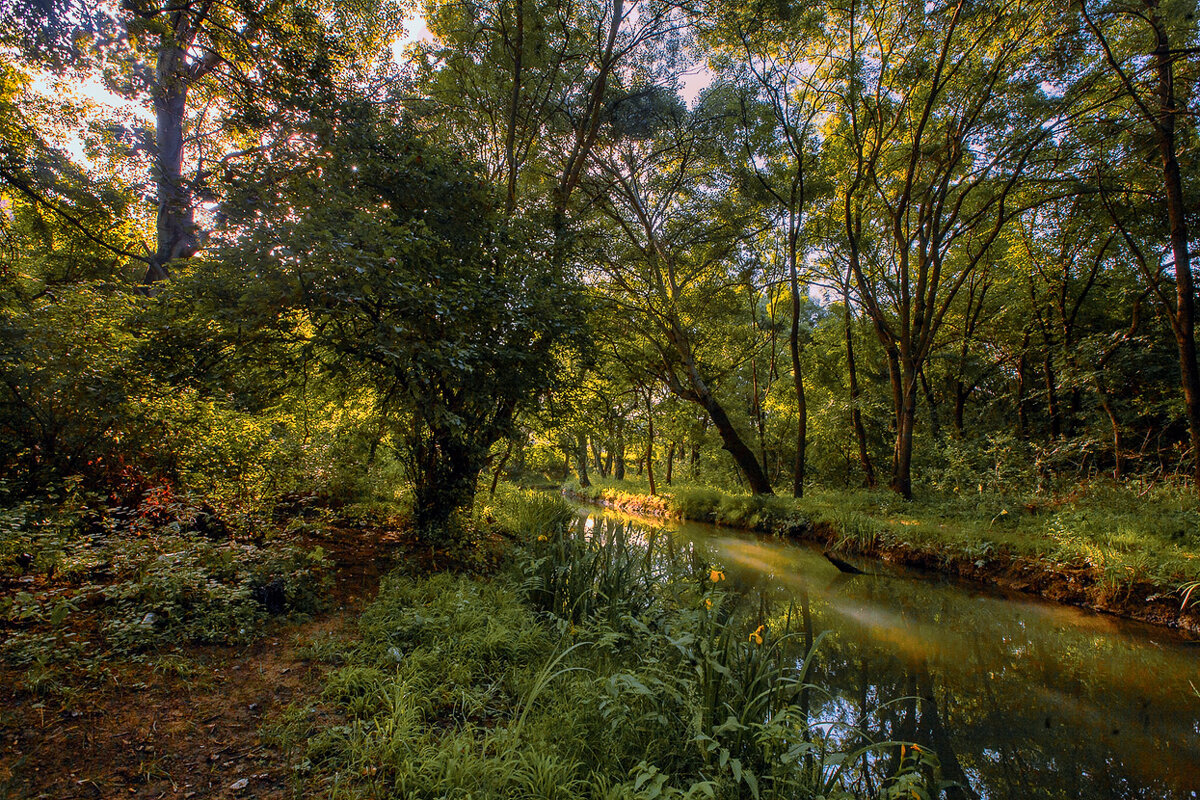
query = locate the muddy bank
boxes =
[565,487,1200,638]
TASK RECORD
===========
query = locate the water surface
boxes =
[575,504,1200,799]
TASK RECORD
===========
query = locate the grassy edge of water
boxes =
[563,481,1200,637]
[269,492,943,799]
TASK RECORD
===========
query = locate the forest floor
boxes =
[0,524,409,800]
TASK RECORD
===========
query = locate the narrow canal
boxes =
[574,504,1200,799]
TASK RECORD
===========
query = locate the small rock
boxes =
[229,778,249,791]
[140,612,158,627]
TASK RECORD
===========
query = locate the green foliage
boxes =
[213,109,585,540]
[672,486,723,522]
[488,488,577,542]
[274,490,933,798]
[0,483,332,684]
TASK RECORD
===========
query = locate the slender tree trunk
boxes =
[920,368,941,441]
[614,424,626,480]
[665,442,675,486]
[891,363,918,499]
[489,438,514,496]
[953,382,968,437]
[1096,380,1123,479]
[1016,332,1030,439]
[502,0,525,214]
[1044,356,1061,439]
[645,400,656,496]
[590,437,606,477]
[844,294,876,487]
[789,217,808,498]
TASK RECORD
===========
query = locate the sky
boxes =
[35,9,713,168]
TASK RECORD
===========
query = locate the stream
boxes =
[574,503,1200,799]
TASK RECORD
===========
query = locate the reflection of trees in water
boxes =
[796,578,1200,799]
[620,515,1200,800]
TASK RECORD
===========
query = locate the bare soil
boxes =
[0,525,408,800]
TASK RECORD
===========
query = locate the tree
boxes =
[701,5,832,497]
[1077,0,1200,490]
[827,0,1057,497]
[582,90,775,493]
[213,109,583,536]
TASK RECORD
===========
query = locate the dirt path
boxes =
[0,527,404,800]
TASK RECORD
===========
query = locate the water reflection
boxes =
[575,506,1200,799]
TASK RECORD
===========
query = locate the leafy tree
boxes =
[826,0,1059,497]
[213,108,583,536]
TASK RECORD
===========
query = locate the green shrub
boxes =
[671,485,721,522]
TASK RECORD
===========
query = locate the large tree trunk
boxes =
[1151,25,1200,492]
[572,435,591,488]
[704,392,772,494]
[411,427,485,539]
[147,45,197,284]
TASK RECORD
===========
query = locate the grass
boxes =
[272,491,940,799]
[564,478,1200,603]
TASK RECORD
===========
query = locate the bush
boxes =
[671,485,721,522]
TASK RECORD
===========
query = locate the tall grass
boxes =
[273,492,935,799]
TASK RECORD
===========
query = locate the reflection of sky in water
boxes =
[577,505,1200,799]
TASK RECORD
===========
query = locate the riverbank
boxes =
[564,481,1200,637]
[269,490,937,798]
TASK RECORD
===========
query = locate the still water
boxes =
[575,504,1200,799]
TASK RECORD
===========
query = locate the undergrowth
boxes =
[273,491,939,799]
[0,483,332,694]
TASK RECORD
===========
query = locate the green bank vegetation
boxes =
[273,490,939,799]
[567,479,1200,606]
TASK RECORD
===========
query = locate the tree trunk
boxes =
[573,435,591,488]
[1016,332,1030,439]
[645,402,656,496]
[147,44,197,284]
[705,392,772,494]
[1151,22,1200,491]
[1096,381,1123,480]
[665,442,675,486]
[920,368,941,441]
[844,295,876,487]
[488,438,514,497]
[789,214,808,498]
[590,438,607,478]
[1044,355,1061,439]
[614,425,626,480]
[891,364,918,499]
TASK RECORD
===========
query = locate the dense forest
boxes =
[2,0,1200,798]
[3,0,1200,516]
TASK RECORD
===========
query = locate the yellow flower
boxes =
[748,625,764,645]
[704,598,713,609]
[709,569,725,582]
[537,535,548,542]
